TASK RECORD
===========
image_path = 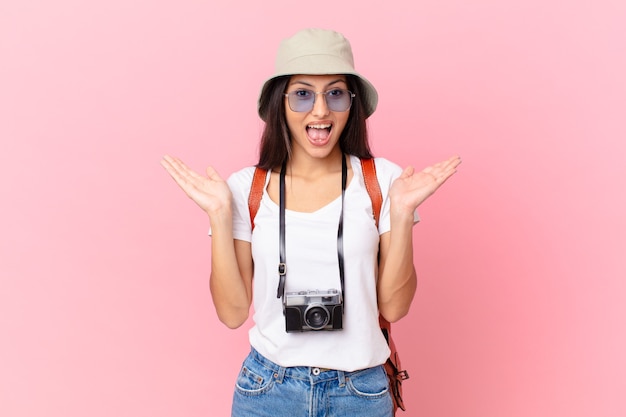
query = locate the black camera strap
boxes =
[277,154,347,301]
[337,153,347,297]
[277,159,287,299]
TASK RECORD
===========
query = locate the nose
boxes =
[311,92,330,117]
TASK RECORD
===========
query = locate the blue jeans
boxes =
[231,348,393,417]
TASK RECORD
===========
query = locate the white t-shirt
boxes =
[226,155,418,372]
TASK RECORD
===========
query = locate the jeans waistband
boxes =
[249,348,347,385]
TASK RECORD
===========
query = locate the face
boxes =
[284,74,351,161]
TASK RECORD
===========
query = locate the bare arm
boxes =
[377,155,461,322]
[160,156,253,328]
[207,210,253,329]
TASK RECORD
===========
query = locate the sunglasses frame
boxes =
[284,89,356,113]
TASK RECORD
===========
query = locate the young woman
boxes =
[161,28,460,417]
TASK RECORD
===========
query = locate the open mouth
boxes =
[306,123,332,142]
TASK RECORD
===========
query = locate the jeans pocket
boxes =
[234,362,275,396]
[346,365,390,398]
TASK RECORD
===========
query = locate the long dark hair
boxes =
[256,75,373,170]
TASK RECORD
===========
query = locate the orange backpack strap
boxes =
[251,160,380,229]
[362,158,409,413]
[360,158,383,228]
[380,315,409,413]
[248,167,267,231]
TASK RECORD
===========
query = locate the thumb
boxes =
[205,166,222,181]
[400,166,415,179]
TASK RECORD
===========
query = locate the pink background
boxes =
[1,1,625,416]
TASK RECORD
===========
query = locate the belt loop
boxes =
[337,370,346,387]
[273,365,286,384]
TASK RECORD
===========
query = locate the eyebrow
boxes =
[289,78,347,88]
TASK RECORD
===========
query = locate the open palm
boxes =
[389,155,462,213]
[160,155,232,215]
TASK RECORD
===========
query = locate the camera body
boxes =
[284,289,343,332]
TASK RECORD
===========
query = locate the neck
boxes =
[286,149,345,178]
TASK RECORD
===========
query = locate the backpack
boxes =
[248,158,409,414]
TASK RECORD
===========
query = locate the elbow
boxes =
[222,319,246,329]
[217,309,249,329]
[380,305,410,323]
[220,316,247,329]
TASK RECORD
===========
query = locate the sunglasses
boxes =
[284,89,355,113]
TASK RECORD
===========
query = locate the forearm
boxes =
[208,211,253,329]
[376,155,460,322]
[377,212,417,323]
[159,156,253,327]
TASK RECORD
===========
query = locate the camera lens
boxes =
[304,304,330,330]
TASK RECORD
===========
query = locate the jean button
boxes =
[312,367,321,376]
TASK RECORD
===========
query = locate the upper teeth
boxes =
[308,124,331,129]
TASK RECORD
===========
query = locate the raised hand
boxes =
[160,155,232,216]
[389,155,462,214]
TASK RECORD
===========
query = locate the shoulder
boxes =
[226,166,258,193]
[365,157,403,188]
[351,155,402,184]
[372,157,402,177]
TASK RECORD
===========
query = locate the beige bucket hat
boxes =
[258,28,379,121]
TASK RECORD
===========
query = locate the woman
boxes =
[161,28,460,417]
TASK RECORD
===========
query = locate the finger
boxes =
[444,155,462,170]
[443,156,462,177]
[161,155,189,179]
[432,156,460,173]
[160,156,185,181]
[205,166,224,182]
[399,165,415,179]
[422,165,456,184]
[429,155,461,178]
[433,162,460,184]
[163,154,185,170]
[185,166,209,182]
[161,156,205,195]
[163,155,207,184]
[161,159,194,190]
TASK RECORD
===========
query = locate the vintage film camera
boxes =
[283,289,343,332]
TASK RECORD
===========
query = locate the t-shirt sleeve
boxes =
[375,158,420,235]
